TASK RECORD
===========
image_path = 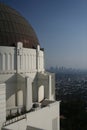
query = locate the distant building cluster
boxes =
[48,66,83,74]
[56,73,87,103]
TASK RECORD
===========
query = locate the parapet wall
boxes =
[0,45,44,74]
[2,101,60,130]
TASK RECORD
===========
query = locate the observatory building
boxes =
[0,3,60,130]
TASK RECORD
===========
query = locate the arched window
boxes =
[38,85,44,102]
[17,90,23,106]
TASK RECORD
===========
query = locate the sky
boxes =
[2,0,87,69]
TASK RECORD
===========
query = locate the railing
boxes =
[3,114,26,127]
[6,106,24,117]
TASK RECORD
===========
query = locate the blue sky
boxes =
[3,0,87,69]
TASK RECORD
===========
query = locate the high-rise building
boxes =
[0,3,60,130]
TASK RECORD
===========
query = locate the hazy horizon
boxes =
[3,0,87,69]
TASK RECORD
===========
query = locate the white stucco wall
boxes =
[26,102,60,130]
[0,83,6,129]
[0,47,16,73]
[0,45,44,108]
[3,101,60,130]
[0,45,44,74]
[36,72,55,102]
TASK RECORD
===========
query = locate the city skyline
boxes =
[4,0,87,69]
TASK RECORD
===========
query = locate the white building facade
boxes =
[0,3,60,130]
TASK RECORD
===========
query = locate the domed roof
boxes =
[0,3,39,48]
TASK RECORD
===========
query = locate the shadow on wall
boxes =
[5,73,26,107]
[27,125,44,130]
[32,72,50,103]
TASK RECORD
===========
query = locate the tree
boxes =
[60,99,87,130]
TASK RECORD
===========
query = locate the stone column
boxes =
[36,45,40,72]
[25,77,32,111]
[17,42,23,73]
[48,75,52,100]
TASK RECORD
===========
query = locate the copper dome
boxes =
[0,3,39,48]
